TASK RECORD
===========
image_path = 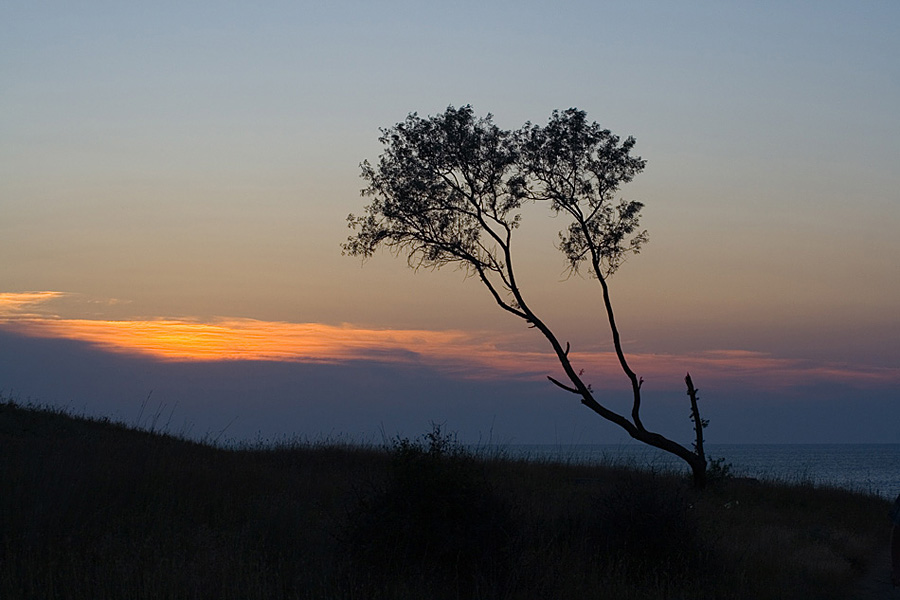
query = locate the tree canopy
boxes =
[345,106,648,301]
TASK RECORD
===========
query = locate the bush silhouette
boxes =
[340,425,514,596]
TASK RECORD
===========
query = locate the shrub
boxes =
[339,425,515,597]
[706,456,734,484]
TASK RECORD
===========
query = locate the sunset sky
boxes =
[2,2,898,446]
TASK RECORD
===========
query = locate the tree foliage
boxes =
[345,106,708,488]
[346,106,648,304]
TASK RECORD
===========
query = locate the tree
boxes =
[344,106,708,488]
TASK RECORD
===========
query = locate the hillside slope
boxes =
[0,400,892,599]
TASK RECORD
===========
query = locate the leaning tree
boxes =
[344,106,709,488]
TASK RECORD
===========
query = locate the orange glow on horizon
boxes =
[1,292,896,390]
[1,315,897,390]
[2,315,558,378]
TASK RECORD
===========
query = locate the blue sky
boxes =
[1,1,898,445]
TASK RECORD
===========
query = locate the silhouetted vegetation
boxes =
[0,399,891,599]
[339,426,515,597]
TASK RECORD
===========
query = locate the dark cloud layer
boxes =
[1,330,897,445]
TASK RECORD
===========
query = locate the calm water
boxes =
[503,444,900,499]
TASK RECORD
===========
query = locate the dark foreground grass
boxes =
[0,400,891,599]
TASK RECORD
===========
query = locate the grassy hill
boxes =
[0,399,891,599]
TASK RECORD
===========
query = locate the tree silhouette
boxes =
[344,106,708,488]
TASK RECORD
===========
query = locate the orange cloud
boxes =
[1,291,897,391]
[1,315,552,377]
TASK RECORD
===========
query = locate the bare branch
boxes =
[547,376,580,394]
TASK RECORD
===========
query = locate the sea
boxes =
[502,444,900,499]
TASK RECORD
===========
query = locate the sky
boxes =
[2,1,898,446]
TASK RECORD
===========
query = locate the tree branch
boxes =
[472,263,527,320]
[547,375,580,394]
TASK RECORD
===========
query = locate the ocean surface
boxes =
[502,444,900,499]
